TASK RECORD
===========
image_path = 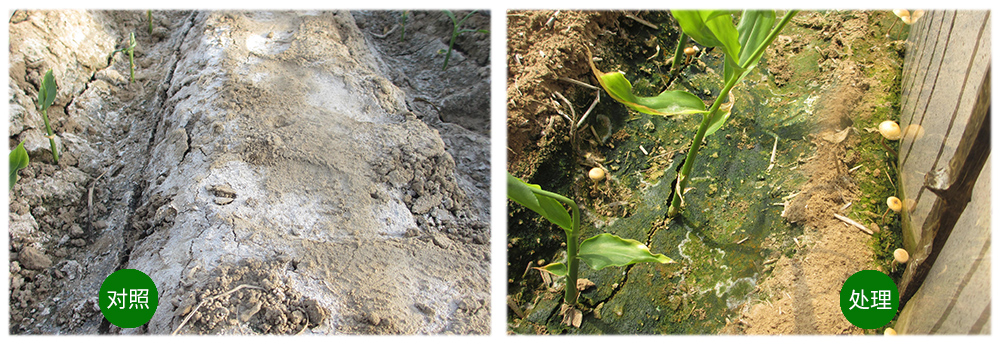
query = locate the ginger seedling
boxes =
[36,69,59,164]
[441,10,489,71]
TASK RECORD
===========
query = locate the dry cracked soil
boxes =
[8,10,490,335]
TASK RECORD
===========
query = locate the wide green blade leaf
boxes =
[10,141,29,190]
[725,10,775,82]
[38,69,57,111]
[578,233,673,270]
[634,89,709,116]
[737,10,776,66]
[587,47,707,117]
[535,262,568,276]
[672,10,741,69]
[671,10,738,54]
[507,173,573,231]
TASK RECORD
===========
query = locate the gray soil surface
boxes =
[8,10,489,334]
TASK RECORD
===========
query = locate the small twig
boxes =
[589,125,601,142]
[173,284,263,335]
[558,77,598,90]
[766,136,778,172]
[296,318,310,335]
[848,164,863,173]
[833,213,872,235]
[545,10,560,28]
[884,168,896,189]
[639,145,649,156]
[551,99,573,124]
[575,91,600,128]
[736,236,750,245]
[553,91,576,122]
[839,202,853,212]
[647,45,661,61]
[624,13,658,30]
[370,24,399,39]
[782,191,800,201]
[879,136,899,158]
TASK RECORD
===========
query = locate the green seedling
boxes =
[400,10,410,41]
[10,141,29,190]
[37,69,59,164]
[148,10,153,35]
[441,10,489,71]
[113,32,137,83]
[508,172,673,326]
[591,10,798,217]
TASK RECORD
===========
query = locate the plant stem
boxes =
[667,10,798,217]
[400,11,408,41]
[443,29,457,71]
[672,32,688,71]
[148,10,153,34]
[528,187,581,305]
[40,107,59,164]
[128,33,136,83]
[667,75,739,217]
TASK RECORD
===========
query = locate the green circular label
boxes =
[840,270,898,329]
[99,269,159,328]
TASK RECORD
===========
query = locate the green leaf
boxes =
[38,69,57,111]
[736,10,775,66]
[507,173,573,231]
[10,141,29,190]
[672,10,741,70]
[587,47,707,117]
[726,10,775,82]
[577,233,673,270]
[534,262,568,276]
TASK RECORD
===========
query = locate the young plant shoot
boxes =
[590,10,798,217]
[10,141,29,190]
[508,172,673,326]
[113,32,138,84]
[400,10,410,41]
[441,10,489,71]
[37,69,59,164]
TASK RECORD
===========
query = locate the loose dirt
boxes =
[729,11,904,334]
[9,10,489,334]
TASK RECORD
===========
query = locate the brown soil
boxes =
[506,10,622,177]
[727,11,899,334]
[508,10,901,334]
